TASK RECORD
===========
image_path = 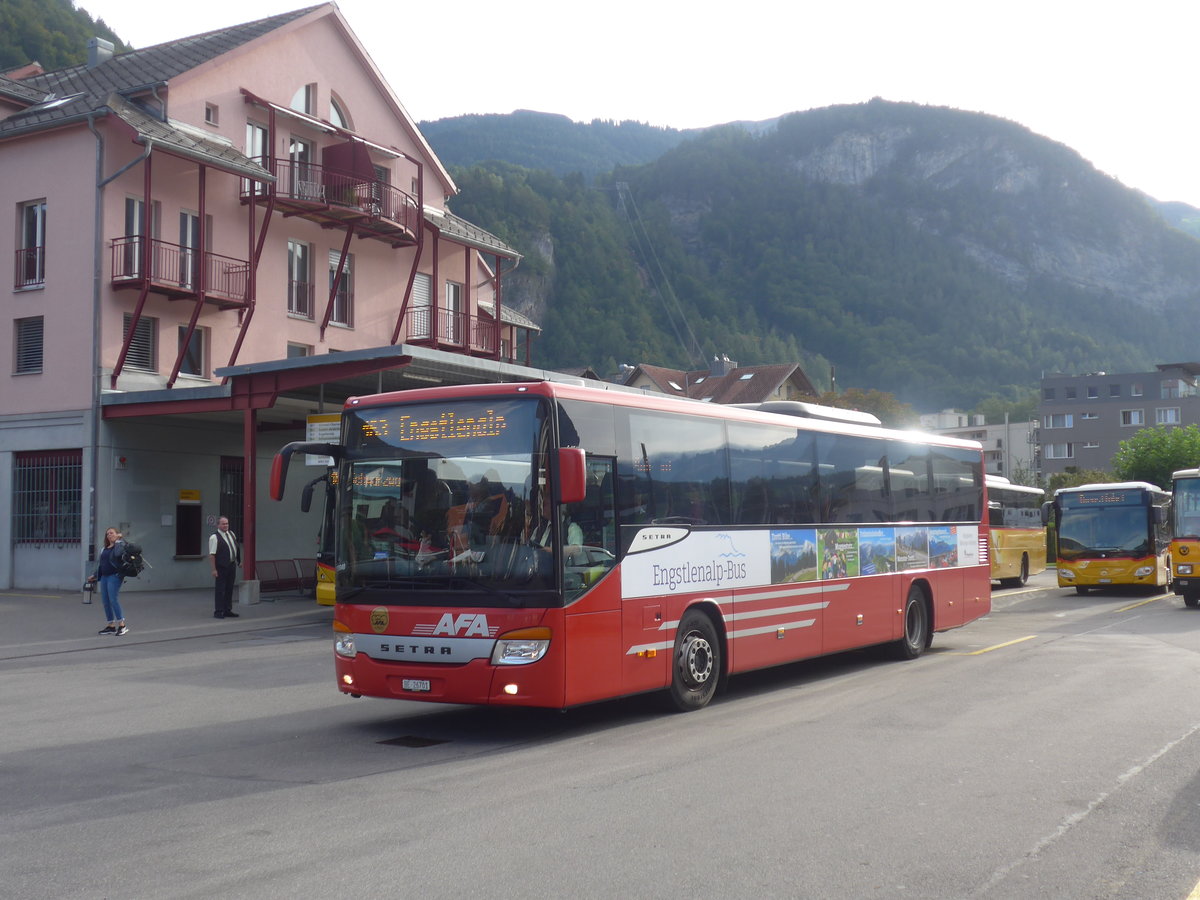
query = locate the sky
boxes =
[82,0,1200,207]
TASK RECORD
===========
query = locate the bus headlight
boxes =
[1134,566,1154,578]
[1059,569,1075,580]
[1178,564,1193,575]
[491,627,551,665]
[333,620,356,658]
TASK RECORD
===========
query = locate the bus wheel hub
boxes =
[680,635,712,685]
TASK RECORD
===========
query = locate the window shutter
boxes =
[15,316,43,373]
[124,314,157,371]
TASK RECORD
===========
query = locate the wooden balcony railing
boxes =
[110,237,249,307]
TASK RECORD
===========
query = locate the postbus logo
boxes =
[370,607,389,633]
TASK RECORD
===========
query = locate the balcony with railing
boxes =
[15,246,44,289]
[243,158,420,247]
[404,305,501,357]
[110,237,249,308]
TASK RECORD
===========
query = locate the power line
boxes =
[616,182,706,368]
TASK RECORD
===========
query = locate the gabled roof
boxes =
[428,208,521,259]
[627,362,816,404]
[106,93,273,181]
[477,300,541,332]
[0,7,322,139]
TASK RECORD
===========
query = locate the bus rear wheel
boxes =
[1000,555,1029,588]
[669,610,721,712]
[890,586,929,660]
[1185,592,1200,609]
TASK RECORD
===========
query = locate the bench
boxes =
[256,559,317,594]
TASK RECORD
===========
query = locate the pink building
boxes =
[0,5,544,591]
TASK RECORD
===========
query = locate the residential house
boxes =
[0,5,549,591]
[622,356,817,404]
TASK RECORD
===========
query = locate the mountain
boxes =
[437,100,1200,410]
[0,0,128,71]
[419,110,693,180]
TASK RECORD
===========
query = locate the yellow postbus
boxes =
[1045,482,1171,594]
[986,475,1046,587]
[1170,468,1200,607]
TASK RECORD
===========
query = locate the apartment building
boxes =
[0,5,550,591]
[1038,363,1200,481]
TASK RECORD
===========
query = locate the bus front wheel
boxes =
[1185,592,1200,609]
[669,610,721,712]
[891,586,929,660]
[1075,586,1090,595]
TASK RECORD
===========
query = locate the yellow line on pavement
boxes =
[1187,876,1200,899]
[951,635,1038,656]
[1116,594,1170,612]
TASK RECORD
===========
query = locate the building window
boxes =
[1042,387,1055,401]
[204,103,219,125]
[1064,387,1077,399]
[290,83,316,115]
[1157,407,1181,425]
[177,326,206,378]
[1042,414,1073,429]
[16,199,46,289]
[445,280,462,343]
[1081,412,1099,420]
[123,314,157,371]
[244,122,269,196]
[288,240,313,317]
[1045,443,1075,459]
[1086,385,1099,399]
[1120,409,1145,427]
[1131,383,1143,397]
[1083,441,1100,449]
[286,342,312,358]
[329,94,350,129]
[1110,384,1121,397]
[329,251,353,326]
[289,136,319,200]
[411,272,432,339]
[14,316,43,374]
[13,449,82,543]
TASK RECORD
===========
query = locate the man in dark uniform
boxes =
[208,516,241,618]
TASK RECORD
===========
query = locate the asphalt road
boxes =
[4,574,1200,899]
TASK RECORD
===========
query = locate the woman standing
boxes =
[86,527,129,636]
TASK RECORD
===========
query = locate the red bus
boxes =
[270,381,991,711]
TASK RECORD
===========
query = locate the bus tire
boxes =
[669,609,721,712]
[1185,592,1200,609]
[890,585,929,660]
[1000,555,1030,589]
[1075,585,1090,595]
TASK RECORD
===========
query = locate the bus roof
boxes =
[1053,481,1165,496]
[1173,469,1200,480]
[985,476,1043,497]
[344,381,984,452]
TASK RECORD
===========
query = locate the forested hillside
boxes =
[0,0,126,70]
[442,101,1200,410]
[420,110,691,179]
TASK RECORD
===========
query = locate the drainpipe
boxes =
[85,111,152,570]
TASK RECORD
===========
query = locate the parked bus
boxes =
[1043,482,1171,594]
[985,475,1046,587]
[270,382,991,711]
[299,470,337,606]
[1170,468,1200,607]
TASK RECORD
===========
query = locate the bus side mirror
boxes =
[557,448,587,504]
[1040,501,1053,527]
[1153,506,1166,525]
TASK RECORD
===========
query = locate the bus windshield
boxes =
[1057,494,1151,559]
[338,396,556,606]
[1174,477,1200,539]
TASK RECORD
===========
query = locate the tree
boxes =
[1046,467,1113,494]
[1110,425,1200,490]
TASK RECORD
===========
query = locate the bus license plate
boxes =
[402,678,431,692]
